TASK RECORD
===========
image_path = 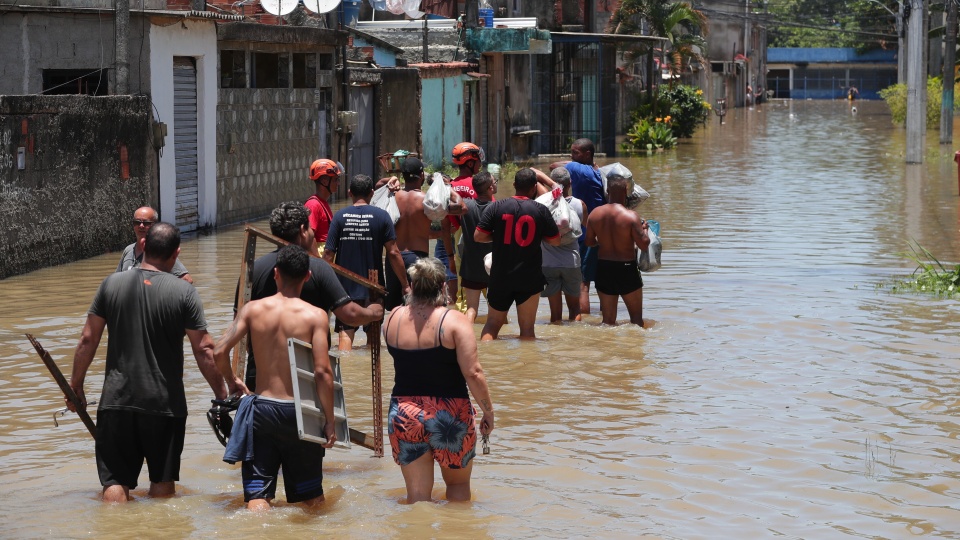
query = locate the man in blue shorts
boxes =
[69,222,235,503]
[551,138,606,315]
[474,168,561,340]
[214,244,337,511]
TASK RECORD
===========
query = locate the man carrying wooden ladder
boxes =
[213,244,336,511]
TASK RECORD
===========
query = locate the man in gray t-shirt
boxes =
[69,222,239,503]
[540,167,587,322]
[116,206,193,283]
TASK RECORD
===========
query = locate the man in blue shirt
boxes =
[324,174,408,351]
[551,138,605,316]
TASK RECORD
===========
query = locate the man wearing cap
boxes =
[306,159,342,256]
[116,206,193,284]
[385,157,463,310]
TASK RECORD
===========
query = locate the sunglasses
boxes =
[132,219,155,227]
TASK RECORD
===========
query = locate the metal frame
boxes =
[232,225,386,457]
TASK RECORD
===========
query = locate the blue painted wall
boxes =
[351,37,398,67]
[767,48,897,64]
[420,76,464,167]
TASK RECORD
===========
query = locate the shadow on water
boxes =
[1,99,959,537]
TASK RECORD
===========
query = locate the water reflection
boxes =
[1,100,960,537]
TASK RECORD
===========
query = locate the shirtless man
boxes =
[214,244,336,511]
[385,157,464,310]
[583,174,650,326]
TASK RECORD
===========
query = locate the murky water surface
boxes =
[2,100,959,538]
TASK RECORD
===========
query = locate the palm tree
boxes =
[608,0,709,96]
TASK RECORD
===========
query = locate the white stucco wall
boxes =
[149,20,218,228]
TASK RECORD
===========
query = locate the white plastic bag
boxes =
[535,187,572,235]
[637,226,662,273]
[423,172,450,221]
[483,252,492,275]
[370,185,401,224]
[599,162,650,209]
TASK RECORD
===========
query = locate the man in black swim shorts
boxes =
[584,174,650,326]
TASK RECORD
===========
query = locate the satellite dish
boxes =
[302,0,341,13]
[260,0,297,16]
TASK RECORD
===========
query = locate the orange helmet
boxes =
[452,142,483,165]
[310,159,340,181]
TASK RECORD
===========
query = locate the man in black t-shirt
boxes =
[323,174,408,351]
[458,171,496,325]
[474,168,561,340]
[69,223,238,503]
[235,202,383,389]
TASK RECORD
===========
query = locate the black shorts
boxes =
[335,298,372,332]
[242,397,326,503]
[461,278,488,291]
[385,250,427,310]
[95,409,186,489]
[487,285,543,312]
[594,259,643,296]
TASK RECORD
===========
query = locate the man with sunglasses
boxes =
[116,206,193,284]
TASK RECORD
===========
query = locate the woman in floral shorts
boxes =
[384,258,495,503]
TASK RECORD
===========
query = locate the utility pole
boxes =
[940,0,957,144]
[115,0,130,94]
[906,0,926,163]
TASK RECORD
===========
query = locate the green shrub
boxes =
[878,77,960,128]
[623,117,678,152]
[659,85,711,138]
[631,85,710,140]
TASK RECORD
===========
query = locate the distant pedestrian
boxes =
[323,174,409,351]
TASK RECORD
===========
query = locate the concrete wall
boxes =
[216,88,331,225]
[419,75,465,167]
[0,95,154,279]
[377,68,422,175]
[0,10,150,95]
[150,19,219,228]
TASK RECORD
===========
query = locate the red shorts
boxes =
[388,396,476,469]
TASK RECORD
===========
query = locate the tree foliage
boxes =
[764,0,900,52]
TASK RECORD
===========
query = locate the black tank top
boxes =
[387,309,469,399]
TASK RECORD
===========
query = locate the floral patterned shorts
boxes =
[388,396,477,469]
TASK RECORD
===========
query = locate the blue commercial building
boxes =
[766,48,898,100]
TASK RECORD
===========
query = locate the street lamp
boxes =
[715,98,727,124]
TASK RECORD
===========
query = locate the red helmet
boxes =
[452,142,483,165]
[310,159,340,181]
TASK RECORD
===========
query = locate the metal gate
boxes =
[534,41,602,155]
[173,57,199,233]
[347,85,376,184]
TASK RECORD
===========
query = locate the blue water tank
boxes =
[342,0,361,27]
[478,7,494,27]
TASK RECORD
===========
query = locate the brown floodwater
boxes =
[2,100,959,538]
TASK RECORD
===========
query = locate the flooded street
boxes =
[2,99,959,538]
